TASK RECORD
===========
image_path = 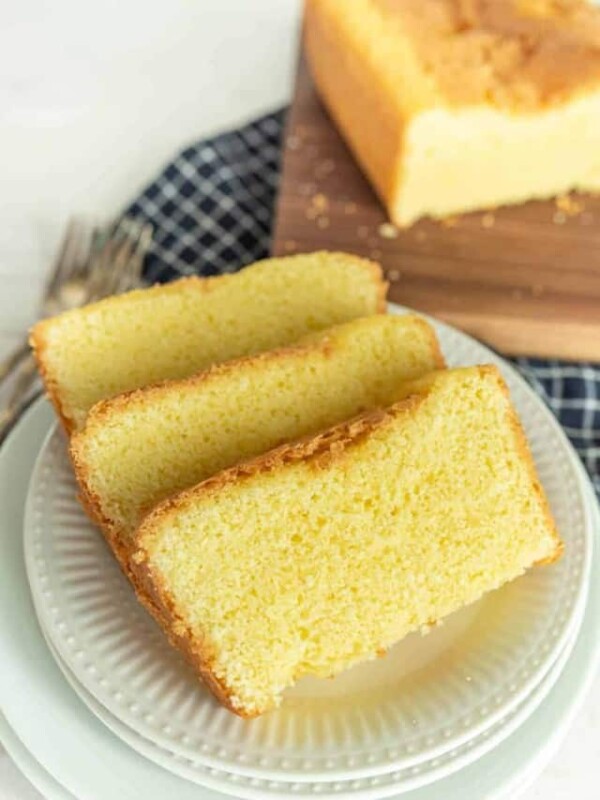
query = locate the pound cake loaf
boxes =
[305,0,600,226]
[131,365,562,717]
[72,314,443,562]
[31,251,386,433]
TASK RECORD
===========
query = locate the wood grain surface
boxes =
[271,54,600,361]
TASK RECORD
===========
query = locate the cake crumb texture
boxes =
[132,365,561,717]
[71,314,443,549]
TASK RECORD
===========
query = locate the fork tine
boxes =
[104,231,136,297]
[115,221,152,293]
[69,216,152,307]
[129,223,152,286]
[105,218,139,292]
[76,223,95,276]
[44,218,84,297]
[97,217,150,298]
[85,217,131,301]
[86,230,117,300]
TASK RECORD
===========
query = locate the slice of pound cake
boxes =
[131,365,562,717]
[71,314,443,563]
[31,251,386,432]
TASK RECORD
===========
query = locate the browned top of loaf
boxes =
[371,0,600,110]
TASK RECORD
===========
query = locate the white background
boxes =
[0,1,598,797]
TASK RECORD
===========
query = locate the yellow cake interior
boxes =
[72,314,443,547]
[398,92,600,224]
[134,366,560,716]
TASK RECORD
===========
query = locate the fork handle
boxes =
[0,338,30,384]
[0,354,39,440]
[7,354,38,405]
[0,389,38,442]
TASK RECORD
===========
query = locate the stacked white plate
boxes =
[2,306,598,800]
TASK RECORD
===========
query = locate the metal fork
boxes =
[0,216,152,434]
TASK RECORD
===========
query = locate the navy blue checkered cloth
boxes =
[126,110,600,497]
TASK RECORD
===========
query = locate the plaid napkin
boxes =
[125,110,600,497]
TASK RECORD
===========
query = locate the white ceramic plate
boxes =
[39,604,582,799]
[2,399,599,800]
[0,713,75,800]
[23,307,593,782]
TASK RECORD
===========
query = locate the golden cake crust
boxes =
[29,328,72,434]
[130,365,562,716]
[129,546,243,715]
[310,0,600,113]
[377,0,600,111]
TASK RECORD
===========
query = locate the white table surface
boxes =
[0,1,598,797]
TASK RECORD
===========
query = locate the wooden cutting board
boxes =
[271,54,600,361]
